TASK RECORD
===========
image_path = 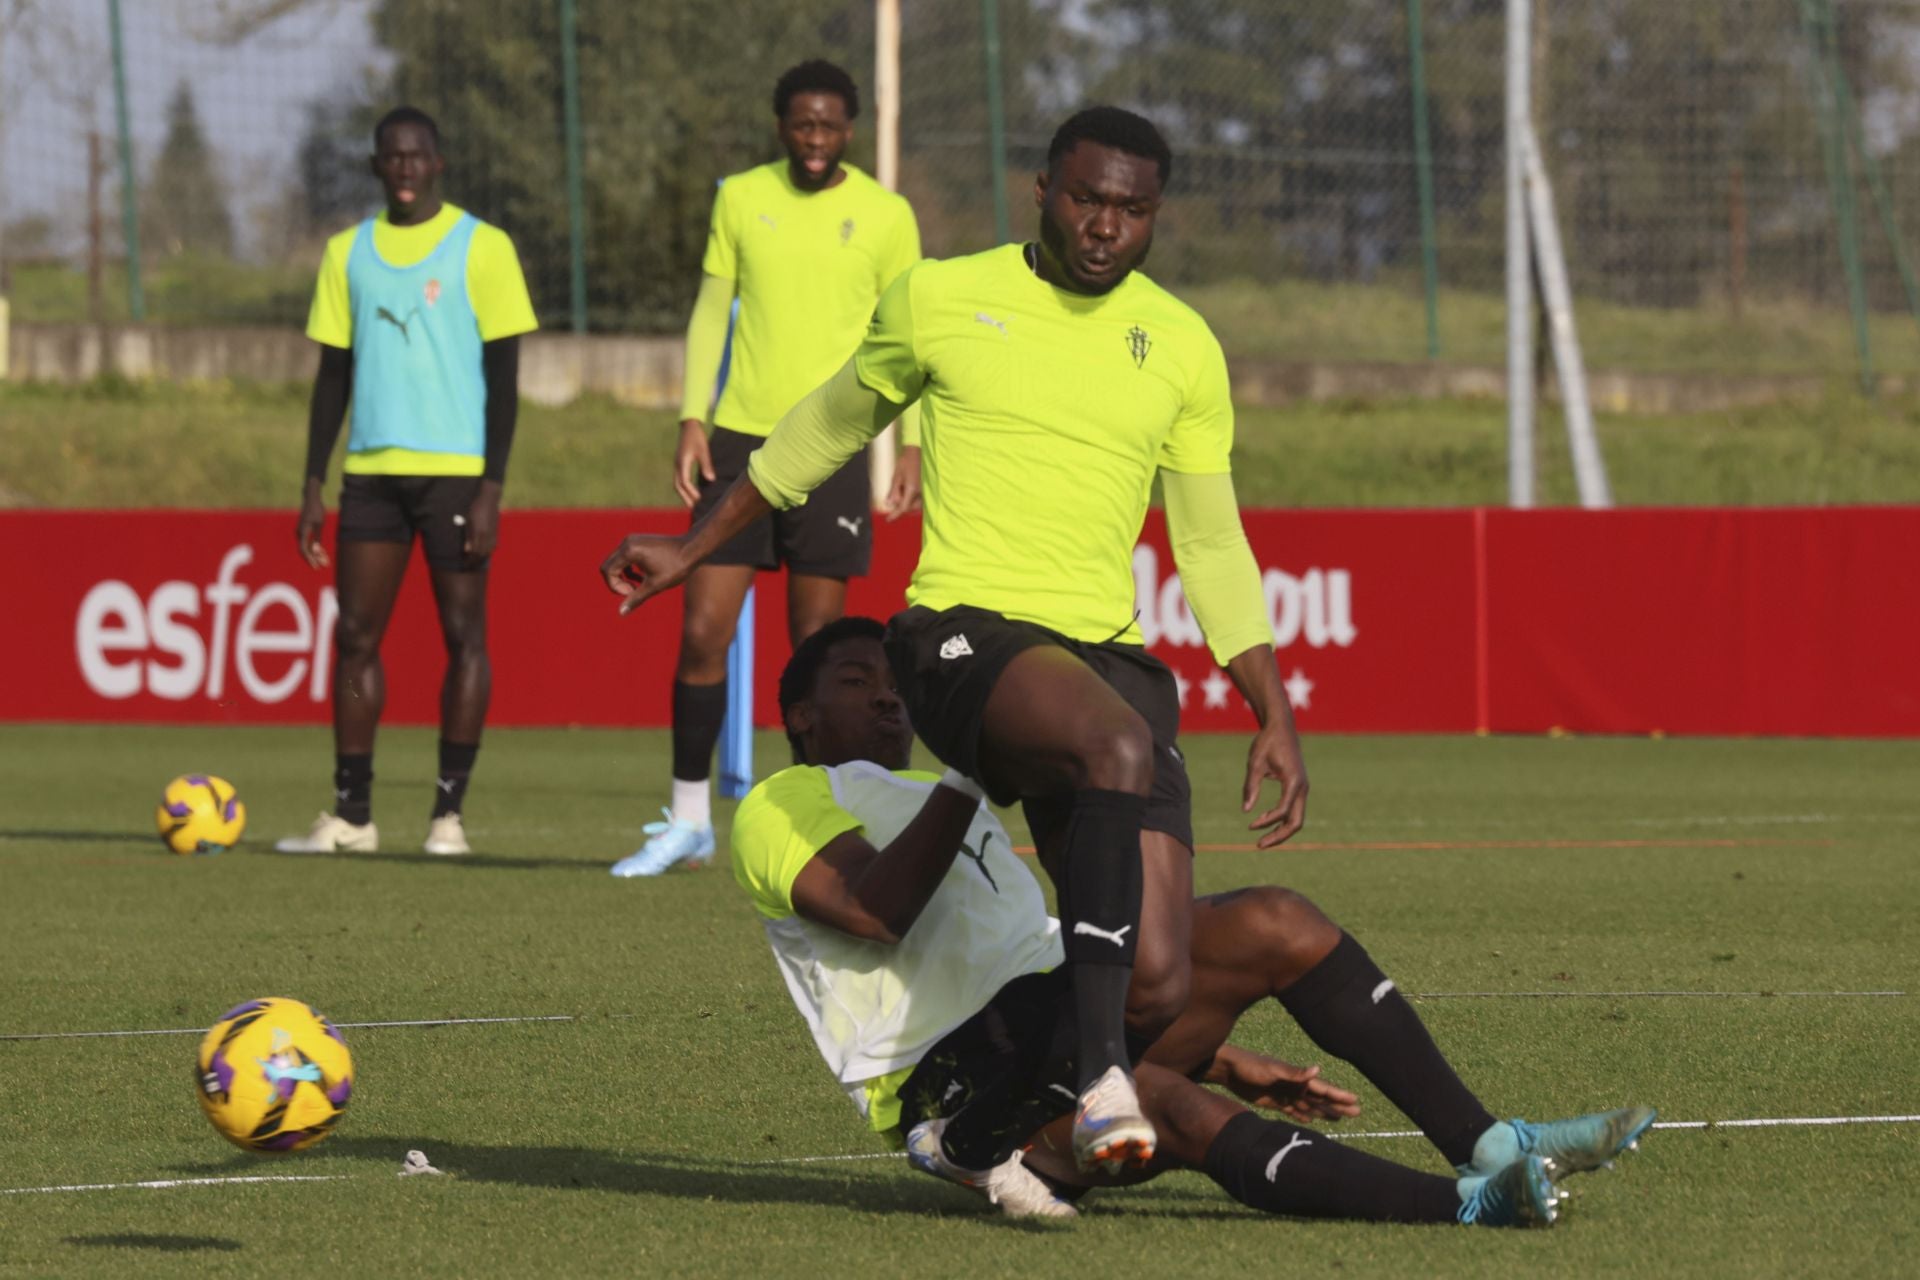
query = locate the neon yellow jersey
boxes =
[703,162,920,436]
[731,761,1060,1132]
[853,244,1234,645]
[306,204,538,476]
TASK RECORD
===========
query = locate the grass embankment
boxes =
[3,377,1917,509]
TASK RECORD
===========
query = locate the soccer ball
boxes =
[155,774,246,854]
[195,998,353,1154]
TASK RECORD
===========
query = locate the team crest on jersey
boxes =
[840,217,855,244]
[423,278,442,307]
[1126,326,1151,368]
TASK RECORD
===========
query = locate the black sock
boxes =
[670,680,728,782]
[334,753,373,826]
[433,739,479,819]
[1277,933,1497,1168]
[1054,789,1147,1090]
[1202,1111,1461,1224]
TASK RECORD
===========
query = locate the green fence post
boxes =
[981,0,1011,245]
[1406,0,1441,358]
[1820,0,1920,341]
[560,0,588,334]
[1799,0,1872,396]
[106,0,145,323]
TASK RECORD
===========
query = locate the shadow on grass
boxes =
[165,1136,1232,1222]
[64,1234,242,1253]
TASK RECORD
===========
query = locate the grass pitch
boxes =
[1,725,1915,1276]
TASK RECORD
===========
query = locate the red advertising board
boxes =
[2,506,1915,736]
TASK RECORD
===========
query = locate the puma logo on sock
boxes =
[1072,921,1133,948]
[1264,1132,1313,1181]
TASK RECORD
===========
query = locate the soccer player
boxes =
[729,617,1654,1225]
[277,106,537,856]
[611,60,923,879]
[603,107,1302,1172]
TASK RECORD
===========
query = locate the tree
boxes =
[359,0,874,331]
[143,80,236,259]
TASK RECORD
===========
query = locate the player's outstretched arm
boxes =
[1164,470,1309,846]
[298,344,354,570]
[600,472,774,614]
[789,775,985,944]
[1203,1044,1360,1124]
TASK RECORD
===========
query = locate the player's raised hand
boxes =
[600,533,693,615]
[295,480,330,570]
[882,445,923,521]
[1243,719,1309,848]
[673,419,715,508]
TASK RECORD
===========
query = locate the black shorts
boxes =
[882,604,1194,850]
[338,473,486,571]
[691,426,871,578]
[895,969,1072,1136]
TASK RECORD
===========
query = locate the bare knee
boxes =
[441,618,487,666]
[1069,714,1155,795]
[677,606,739,681]
[334,611,384,665]
[1126,949,1192,1043]
[1239,886,1341,986]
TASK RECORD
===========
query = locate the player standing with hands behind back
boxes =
[610,60,923,878]
[278,106,537,857]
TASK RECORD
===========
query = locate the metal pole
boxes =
[981,0,1010,245]
[106,0,145,322]
[560,0,588,334]
[1504,0,1533,507]
[1798,0,1871,395]
[870,0,901,508]
[1822,0,1920,342]
[1406,0,1441,358]
[1523,125,1610,508]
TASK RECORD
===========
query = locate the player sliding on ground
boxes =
[729,618,1655,1225]
[603,106,1303,1176]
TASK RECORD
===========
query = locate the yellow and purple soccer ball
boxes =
[155,774,246,854]
[195,998,354,1154]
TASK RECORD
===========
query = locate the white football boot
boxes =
[422,814,471,856]
[274,812,378,854]
[1071,1065,1157,1173]
[904,1119,1079,1220]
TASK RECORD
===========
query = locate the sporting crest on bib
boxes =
[423,278,442,307]
[840,217,856,244]
[1126,325,1151,368]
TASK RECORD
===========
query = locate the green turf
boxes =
[1,725,1915,1276]
[5,376,1920,510]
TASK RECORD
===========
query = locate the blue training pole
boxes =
[718,587,756,799]
[711,278,755,799]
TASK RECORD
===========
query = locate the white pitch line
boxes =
[746,1114,1920,1165]
[6,990,1905,1044]
[0,1013,583,1043]
[0,1174,348,1196]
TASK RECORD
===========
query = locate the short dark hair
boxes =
[373,105,440,152]
[779,615,888,762]
[1047,106,1171,188]
[773,59,860,120]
